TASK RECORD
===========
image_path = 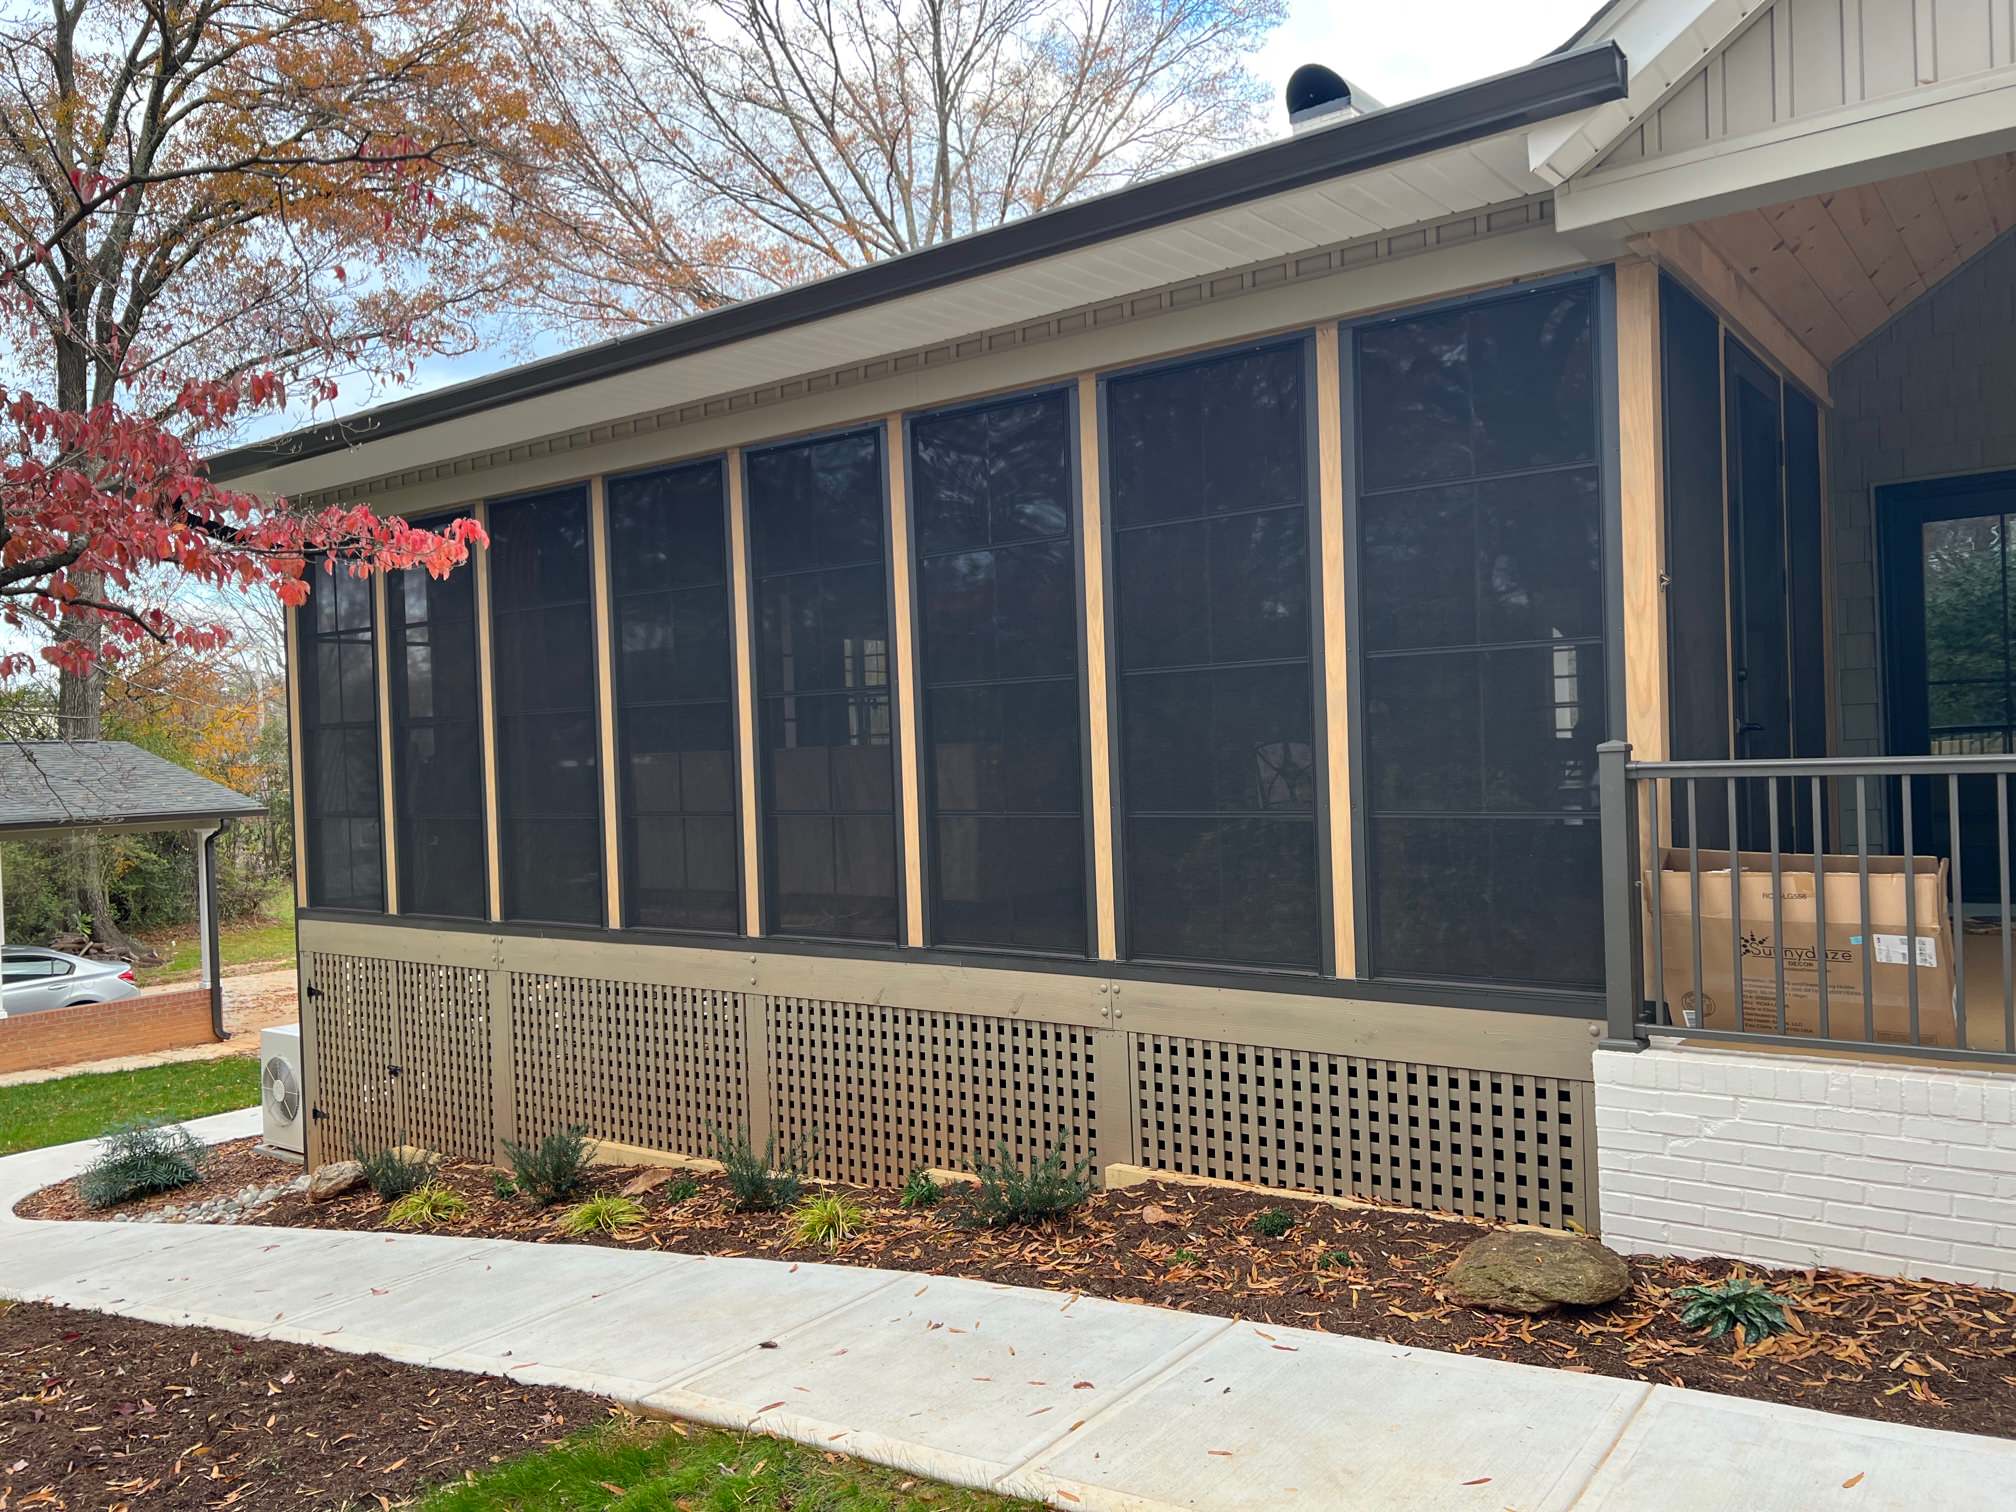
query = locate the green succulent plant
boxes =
[1673,1277,1794,1341]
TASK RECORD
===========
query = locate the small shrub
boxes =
[964,1138,1092,1228]
[664,1176,701,1204]
[711,1125,806,1212]
[1249,1206,1296,1239]
[898,1167,943,1209]
[1170,1247,1201,1267]
[504,1126,596,1207]
[78,1120,206,1209]
[1318,1250,1358,1271]
[356,1145,438,1202]
[561,1193,647,1236]
[490,1171,518,1201]
[382,1184,471,1230]
[1674,1277,1794,1341]
[790,1193,864,1250]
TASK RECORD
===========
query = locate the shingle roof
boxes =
[0,741,266,835]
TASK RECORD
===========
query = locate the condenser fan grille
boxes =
[263,1055,302,1123]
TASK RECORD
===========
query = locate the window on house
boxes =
[297,569,384,910]
[608,459,740,933]
[488,485,605,924]
[910,390,1087,954]
[1106,341,1321,970]
[746,429,898,941]
[1354,281,1605,989]
[386,515,488,919]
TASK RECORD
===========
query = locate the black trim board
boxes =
[209,44,1626,484]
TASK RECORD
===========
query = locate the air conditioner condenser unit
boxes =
[260,1023,306,1162]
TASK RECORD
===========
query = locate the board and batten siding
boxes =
[1830,226,2016,759]
[1597,0,2016,172]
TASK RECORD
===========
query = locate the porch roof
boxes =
[0,741,265,841]
[207,42,1628,500]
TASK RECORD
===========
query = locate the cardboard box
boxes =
[1646,849,1957,1048]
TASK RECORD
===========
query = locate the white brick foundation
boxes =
[1594,1044,2016,1290]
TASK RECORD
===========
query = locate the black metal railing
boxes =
[1599,741,2016,1065]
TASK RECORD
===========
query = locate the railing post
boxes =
[1598,739,1647,1052]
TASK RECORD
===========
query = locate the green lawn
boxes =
[0,1056,260,1155]
[419,1419,1037,1511]
[135,887,296,987]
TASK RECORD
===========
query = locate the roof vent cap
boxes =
[1286,63,1384,134]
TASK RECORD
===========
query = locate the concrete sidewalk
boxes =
[4,1111,2012,1510]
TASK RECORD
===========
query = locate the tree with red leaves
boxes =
[1,0,544,946]
[0,380,485,686]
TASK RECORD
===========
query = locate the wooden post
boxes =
[885,415,926,948]
[589,476,624,929]
[1314,326,1355,977]
[727,450,763,937]
[1078,374,1119,961]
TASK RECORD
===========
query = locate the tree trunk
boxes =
[54,581,138,954]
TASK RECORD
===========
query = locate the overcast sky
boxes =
[267,0,1604,434]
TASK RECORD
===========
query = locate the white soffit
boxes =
[1527,0,1764,186]
[232,135,1543,500]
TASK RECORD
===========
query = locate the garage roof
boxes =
[0,741,267,839]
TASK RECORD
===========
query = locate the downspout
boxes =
[196,823,224,1040]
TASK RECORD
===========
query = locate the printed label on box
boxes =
[1870,934,1939,968]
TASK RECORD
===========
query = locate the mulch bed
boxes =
[0,1299,608,1510]
[20,1142,2016,1442]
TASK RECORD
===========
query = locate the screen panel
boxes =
[1354,281,1605,990]
[747,428,898,942]
[1661,273,1730,766]
[297,571,384,910]
[911,390,1087,954]
[608,459,739,933]
[386,516,486,918]
[1106,341,1320,970]
[488,485,605,925]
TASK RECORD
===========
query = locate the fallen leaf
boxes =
[1140,1203,1181,1227]
[1843,1472,1865,1489]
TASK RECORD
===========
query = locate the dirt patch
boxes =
[0,1299,607,1510]
[23,1142,2016,1441]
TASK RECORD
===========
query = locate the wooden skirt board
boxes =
[296,917,1602,1232]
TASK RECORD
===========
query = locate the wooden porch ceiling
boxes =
[1687,155,2016,367]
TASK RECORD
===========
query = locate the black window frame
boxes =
[385,509,491,921]
[605,454,745,936]
[485,480,609,927]
[296,567,387,912]
[742,423,905,944]
[1342,269,1618,996]
[904,383,1095,959]
[1098,332,1332,975]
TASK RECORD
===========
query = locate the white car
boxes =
[0,947,143,1018]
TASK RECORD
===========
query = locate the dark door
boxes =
[1881,471,2016,906]
[1725,339,1790,846]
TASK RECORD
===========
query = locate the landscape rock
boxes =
[308,1160,367,1202]
[1442,1228,1630,1316]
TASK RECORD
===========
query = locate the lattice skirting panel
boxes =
[1132,1034,1598,1230]
[299,927,1599,1230]
[764,999,1099,1186]
[511,972,746,1158]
